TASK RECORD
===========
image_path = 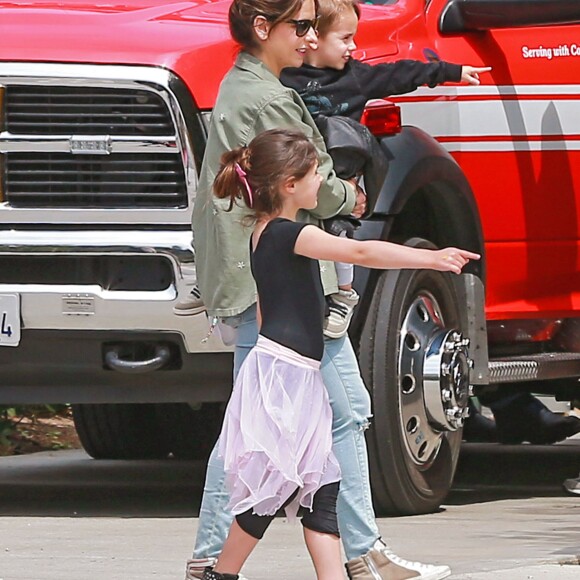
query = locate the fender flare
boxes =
[352,125,486,336]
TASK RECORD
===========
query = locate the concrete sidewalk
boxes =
[0,507,579,579]
[454,563,580,579]
[1,449,579,579]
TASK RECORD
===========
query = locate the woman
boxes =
[189,1,451,579]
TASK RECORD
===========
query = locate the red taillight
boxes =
[361,100,402,137]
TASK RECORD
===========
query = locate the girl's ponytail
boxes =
[213,146,253,211]
[213,128,319,221]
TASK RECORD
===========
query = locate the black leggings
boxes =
[235,482,340,540]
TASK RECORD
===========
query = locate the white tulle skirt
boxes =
[218,335,341,519]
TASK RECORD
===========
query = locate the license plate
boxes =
[0,294,21,347]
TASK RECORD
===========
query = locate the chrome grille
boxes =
[0,67,193,213]
[5,86,174,136]
[5,153,187,208]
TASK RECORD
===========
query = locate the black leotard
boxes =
[251,218,325,361]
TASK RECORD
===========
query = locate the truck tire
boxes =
[72,403,169,459]
[359,240,468,515]
[154,402,223,460]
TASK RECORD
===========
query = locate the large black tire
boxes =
[72,402,224,461]
[154,402,224,460]
[359,242,466,515]
[72,403,169,459]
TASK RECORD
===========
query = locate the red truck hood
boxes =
[0,0,236,107]
[0,0,400,106]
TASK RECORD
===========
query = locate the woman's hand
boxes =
[460,65,492,85]
[348,178,367,218]
[432,248,481,274]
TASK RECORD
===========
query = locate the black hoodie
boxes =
[281,59,462,121]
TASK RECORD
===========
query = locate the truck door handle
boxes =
[104,344,171,374]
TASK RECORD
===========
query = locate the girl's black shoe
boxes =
[201,566,239,580]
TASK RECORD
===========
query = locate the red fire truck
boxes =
[0,0,579,515]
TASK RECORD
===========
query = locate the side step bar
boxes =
[488,352,580,384]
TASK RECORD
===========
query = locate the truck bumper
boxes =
[0,329,232,405]
[0,229,227,353]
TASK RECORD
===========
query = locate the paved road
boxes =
[0,440,580,580]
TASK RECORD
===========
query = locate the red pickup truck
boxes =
[1,0,579,515]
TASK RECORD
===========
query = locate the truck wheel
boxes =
[154,403,223,460]
[72,403,169,459]
[359,239,470,515]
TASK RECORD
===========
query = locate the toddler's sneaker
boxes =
[174,285,206,316]
[345,539,451,580]
[324,288,360,339]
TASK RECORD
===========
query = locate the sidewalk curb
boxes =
[449,557,580,579]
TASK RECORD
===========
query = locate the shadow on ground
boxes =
[447,440,580,506]
[0,450,205,517]
[0,439,579,518]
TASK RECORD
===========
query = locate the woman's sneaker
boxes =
[345,539,451,580]
[323,288,360,339]
[185,559,246,580]
[174,285,206,316]
[186,558,217,580]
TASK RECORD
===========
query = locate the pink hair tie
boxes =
[234,162,254,208]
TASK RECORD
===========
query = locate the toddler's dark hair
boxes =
[213,128,319,220]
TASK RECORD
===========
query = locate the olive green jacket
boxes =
[192,52,357,318]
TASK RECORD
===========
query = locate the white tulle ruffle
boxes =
[219,335,341,519]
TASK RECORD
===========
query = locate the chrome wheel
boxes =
[399,293,471,466]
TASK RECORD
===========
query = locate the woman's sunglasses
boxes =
[286,16,320,37]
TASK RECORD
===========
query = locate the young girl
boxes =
[206,128,479,580]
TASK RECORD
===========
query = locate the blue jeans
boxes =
[193,304,379,561]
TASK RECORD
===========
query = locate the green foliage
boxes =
[0,404,70,450]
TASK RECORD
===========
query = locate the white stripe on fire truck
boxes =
[388,85,580,151]
[392,85,580,99]
[439,140,580,152]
